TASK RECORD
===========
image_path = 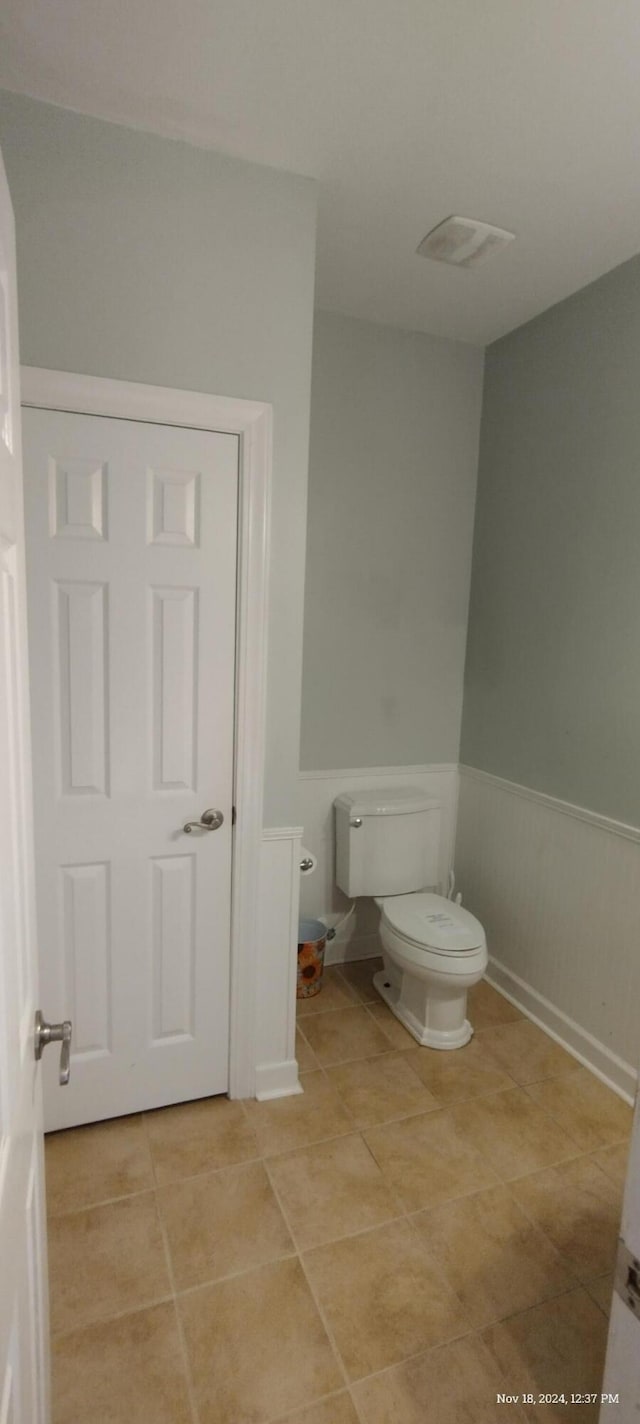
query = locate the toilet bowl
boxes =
[333,787,488,1050]
[374,891,487,1049]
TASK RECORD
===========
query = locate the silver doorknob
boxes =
[34,1010,72,1085]
[183,808,224,834]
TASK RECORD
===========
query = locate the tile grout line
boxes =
[302,1038,449,1136]
[519,1079,631,1155]
[50,1290,177,1341]
[166,1246,299,1302]
[345,1329,530,1422]
[154,1185,202,1424]
[47,1181,158,1219]
[263,1155,354,1400]
[139,1107,160,1189]
[319,1276,606,1412]
[265,1384,363,1424]
[499,1161,623,1293]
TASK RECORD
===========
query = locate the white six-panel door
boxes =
[22,408,239,1130]
[0,153,50,1420]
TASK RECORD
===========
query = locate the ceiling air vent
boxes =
[417,216,516,268]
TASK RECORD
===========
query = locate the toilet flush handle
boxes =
[350,817,363,828]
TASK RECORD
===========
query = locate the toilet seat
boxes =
[376,892,488,1049]
[378,891,485,956]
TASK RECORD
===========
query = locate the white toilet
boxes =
[334,788,488,1049]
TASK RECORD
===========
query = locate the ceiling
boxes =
[2,0,640,345]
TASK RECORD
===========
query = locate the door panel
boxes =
[600,1087,640,1421]
[22,410,238,1129]
[0,150,49,1422]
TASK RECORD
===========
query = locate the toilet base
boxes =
[373,970,474,1050]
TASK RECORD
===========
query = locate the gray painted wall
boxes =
[0,90,317,825]
[300,310,484,771]
[461,253,640,826]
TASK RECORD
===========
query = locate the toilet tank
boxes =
[334,788,441,898]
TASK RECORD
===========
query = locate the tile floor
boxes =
[46,964,633,1424]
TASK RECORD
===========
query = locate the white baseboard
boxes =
[324,933,382,967]
[255,1059,302,1101]
[486,956,636,1105]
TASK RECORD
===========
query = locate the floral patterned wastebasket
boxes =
[297,918,327,999]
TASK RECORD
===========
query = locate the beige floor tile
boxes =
[450,1088,579,1181]
[481,1288,608,1422]
[364,1109,498,1212]
[413,1185,573,1328]
[476,1020,575,1086]
[467,980,523,1029]
[526,1069,633,1152]
[590,1139,630,1191]
[296,1027,320,1072]
[303,1218,469,1381]
[405,1037,515,1106]
[243,1071,353,1156]
[327,1052,439,1127]
[45,1115,154,1216]
[352,1333,526,1423]
[178,1256,342,1424]
[48,1192,170,1335]
[300,1006,392,1066]
[52,1302,192,1424]
[366,1000,417,1049]
[297,967,360,1017]
[336,957,384,1004]
[268,1133,400,1249]
[271,1394,360,1424]
[510,1156,622,1280]
[157,1159,293,1288]
[144,1093,258,1185]
[584,1273,613,1315]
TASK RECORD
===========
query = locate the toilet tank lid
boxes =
[379,892,485,952]
[334,788,440,817]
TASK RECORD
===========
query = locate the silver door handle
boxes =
[34,1010,72,1085]
[183,807,224,834]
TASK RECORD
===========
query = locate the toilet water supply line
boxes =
[448,870,463,906]
[325,901,356,942]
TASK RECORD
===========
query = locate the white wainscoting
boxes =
[255,827,303,1100]
[298,765,459,966]
[456,766,640,1102]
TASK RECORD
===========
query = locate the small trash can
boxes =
[297,918,327,999]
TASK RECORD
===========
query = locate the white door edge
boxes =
[20,365,272,1101]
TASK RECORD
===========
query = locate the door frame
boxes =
[21,365,272,1100]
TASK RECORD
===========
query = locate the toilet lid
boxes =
[379,892,485,953]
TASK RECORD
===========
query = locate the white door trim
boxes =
[20,366,272,1100]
